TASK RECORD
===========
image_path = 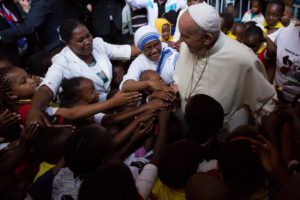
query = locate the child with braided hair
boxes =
[0,65,143,126]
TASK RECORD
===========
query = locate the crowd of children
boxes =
[1,0,300,200]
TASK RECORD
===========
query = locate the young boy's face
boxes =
[79,78,99,104]
[162,24,171,41]
[266,4,282,27]
[282,6,292,26]
[251,0,261,14]
[232,24,246,42]
[187,0,202,6]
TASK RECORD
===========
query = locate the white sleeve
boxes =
[135,164,158,200]
[44,107,59,116]
[94,113,106,125]
[94,38,131,60]
[175,0,187,11]
[126,0,148,9]
[119,57,144,89]
[40,56,64,96]
[241,12,248,22]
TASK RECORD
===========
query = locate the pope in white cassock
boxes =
[173,3,276,129]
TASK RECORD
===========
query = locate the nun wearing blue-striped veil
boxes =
[120,25,179,92]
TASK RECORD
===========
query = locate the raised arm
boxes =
[122,79,171,93]
[26,85,53,127]
[117,111,157,160]
[265,36,277,58]
[101,99,168,126]
[0,0,53,43]
[55,91,141,120]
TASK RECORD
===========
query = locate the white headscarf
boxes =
[134,25,160,50]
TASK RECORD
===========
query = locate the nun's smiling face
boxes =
[142,40,162,62]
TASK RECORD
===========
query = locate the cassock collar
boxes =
[207,32,226,56]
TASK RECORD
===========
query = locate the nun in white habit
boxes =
[120,25,179,92]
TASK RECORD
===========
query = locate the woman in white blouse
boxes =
[27,19,140,127]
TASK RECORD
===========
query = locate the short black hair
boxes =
[25,51,52,77]
[34,127,72,164]
[245,21,257,30]
[78,161,138,200]
[59,77,86,108]
[185,94,224,143]
[64,124,115,179]
[220,12,234,31]
[243,25,264,41]
[0,66,16,112]
[59,19,84,43]
[158,139,202,189]
[219,125,266,194]
[267,0,285,16]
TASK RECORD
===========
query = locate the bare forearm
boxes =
[271,166,289,186]
[31,86,53,110]
[57,99,119,120]
[0,140,31,173]
[113,120,139,146]
[151,114,168,165]
[130,44,140,57]
[265,37,277,58]
[123,80,150,92]
[102,105,147,126]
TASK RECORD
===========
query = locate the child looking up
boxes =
[282,5,293,27]
[243,25,277,82]
[263,0,285,41]
[0,66,140,125]
[242,0,265,24]
[155,18,174,42]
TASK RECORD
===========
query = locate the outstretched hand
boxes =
[0,110,20,129]
[251,135,281,173]
[19,121,40,143]
[112,90,142,106]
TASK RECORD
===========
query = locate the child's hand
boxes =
[262,111,282,132]
[132,119,154,142]
[111,91,142,106]
[19,121,39,143]
[0,109,21,129]
[135,110,157,124]
[251,135,282,173]
[158,110,170,124]
[144,99,169,111]
[26,107,51,128]
[150,90,175,102]
[148,80,169,92]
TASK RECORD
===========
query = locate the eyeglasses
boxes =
[142,41,161,53]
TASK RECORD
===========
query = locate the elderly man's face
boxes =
[179,12,209,55]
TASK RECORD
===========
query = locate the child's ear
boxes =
[6,92,18,100]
